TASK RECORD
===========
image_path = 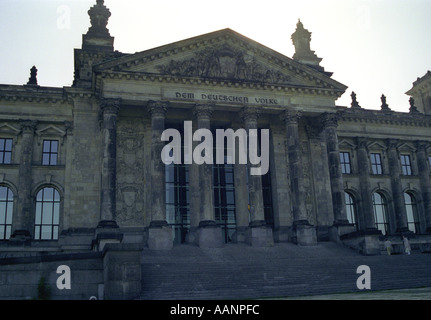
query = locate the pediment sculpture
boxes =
[156,44,292,84]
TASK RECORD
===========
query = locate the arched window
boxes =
[0,186,13,240]
[404,192,420,234]
[345,192,358,229]
[372,192,389,235]
[34,187,60,240]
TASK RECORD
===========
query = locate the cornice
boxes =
[0,85,72,105]
[0,85,99,106]
[94,70,344,98]
[337,108,431,127]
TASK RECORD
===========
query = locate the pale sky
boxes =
[1,0,430,112]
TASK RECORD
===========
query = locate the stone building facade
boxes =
[1,0,431,299]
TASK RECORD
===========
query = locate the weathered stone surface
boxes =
[2,0,431,300]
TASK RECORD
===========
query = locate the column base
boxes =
[340,229,382,255]
[273,226,290,243]
[231,226,248,243]
[197,220,223,248]
[185,226,198,245]
[329,222,357,243]
[246,221,274,247]
[9,230,32,245]
[147,221,173,250]
[395,227,415,238]
[93,220,123,252]
[292,221,317,246]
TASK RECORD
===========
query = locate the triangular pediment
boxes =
[0,123,20,135]
[94,28,347,94]
[36,125,66,137]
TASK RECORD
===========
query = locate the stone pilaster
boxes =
[386,139,410,235]
[240,106,274,247]
[10,120,37,241]
[194,104,223,248]
[147,101,173,250]
[416,141,431,233]
[355,137,378,231]
[94,98,122,251]
[321,113,348,225]
[283,110,316,245]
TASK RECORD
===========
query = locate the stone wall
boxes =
[0,252,103,300]
[0,243,143,300]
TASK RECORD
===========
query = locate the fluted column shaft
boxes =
[100,99,121,224]
[148,101,169,225]
[386,139,409,233]
[13,120,37,237]
[194,104,215,224]
[356,138,377,230]
[240,106,266,226]
[282,110,308,224]
[416,142,431,232]
[321,113,348,225]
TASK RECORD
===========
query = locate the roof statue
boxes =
[82,0,114,51]
[380,94,391,111]
[291,19,324,73]
[26,66,38,86]
[350,91,362,109]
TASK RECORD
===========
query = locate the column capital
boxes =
[355,137,369,150]
[148,100,169,118]
[320,112,339,128]
[416,140,430,152]
[193,104,214,120]
[19,120,38,134]
[240,106,261,124]
[281,109,302,124]
[100,98,121,115]
[386,138,399,150]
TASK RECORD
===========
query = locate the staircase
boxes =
[139,242,431,300]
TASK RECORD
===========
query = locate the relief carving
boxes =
[157,44,292,84]
[116,119,146,225]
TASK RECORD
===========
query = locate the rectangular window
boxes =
[42,140,59,166]
[400,154,412,176]
[370,153,383,175]
[340,152,351,174]
[0,138,13,164]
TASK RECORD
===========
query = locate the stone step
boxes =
[139,242,431,300]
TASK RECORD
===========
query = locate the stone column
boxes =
[386,139,409,235]
[283,110,316,245]
[232,124,250,243]
[100,98,120,224]
[194,104,223,248]
[186,120,200,244]
[356,138,378,230]
[321,113,348,225]
[94,98,122,251]
[11,120,37,241]
[416,141,431,233]
[147,101,173,250]
[240,106,274,247]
